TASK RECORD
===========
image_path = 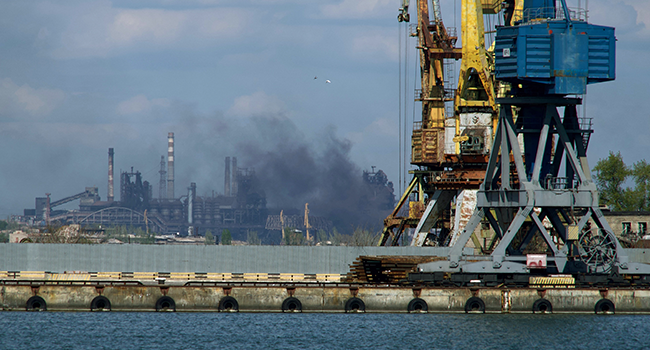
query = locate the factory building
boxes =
[19,134,269,241]
[16,132,394,244]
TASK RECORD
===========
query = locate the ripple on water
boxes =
[0,312,648,350]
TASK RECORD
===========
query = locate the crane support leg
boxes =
[410,190,455,246]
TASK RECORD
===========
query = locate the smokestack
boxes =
[108,148,114,202]
[158,155,167,199]
[45,193,51,224]
[188,182,196,225]
[232,156,238,196]
[167,132,175,199]
[187,182,196,237]
[224,156,231,196]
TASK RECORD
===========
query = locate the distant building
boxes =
[602,210,650,237]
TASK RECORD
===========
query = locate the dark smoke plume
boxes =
[234,116,394,233]
[169,110,393,233]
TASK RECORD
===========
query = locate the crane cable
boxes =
[398,13,415,197]
[398,20,410,195]
[402,22,409,194]
[398,21,402,195]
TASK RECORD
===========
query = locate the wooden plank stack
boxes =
[344,256,446,283]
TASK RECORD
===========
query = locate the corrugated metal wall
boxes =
[3,244,648,274]
[0,244,458,274]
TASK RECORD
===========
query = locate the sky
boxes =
[0,0,649,218]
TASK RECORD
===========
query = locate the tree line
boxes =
[593,151,650,211]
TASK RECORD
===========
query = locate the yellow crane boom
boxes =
[379,0,510,246]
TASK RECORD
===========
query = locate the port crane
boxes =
[379,0,502,247]
[381,0,650,285]
[409,0,650,284]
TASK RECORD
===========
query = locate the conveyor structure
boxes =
[49,188,100,209]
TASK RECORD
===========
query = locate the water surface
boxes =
[0,312,646,349]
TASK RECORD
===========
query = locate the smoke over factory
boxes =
[15,125,395,243]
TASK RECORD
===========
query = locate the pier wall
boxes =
[4,245,650,313]
[3,283,650,313]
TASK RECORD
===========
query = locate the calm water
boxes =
[1,312,648,349]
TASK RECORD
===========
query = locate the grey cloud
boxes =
[36,3,257,59]
[0,78,66,119]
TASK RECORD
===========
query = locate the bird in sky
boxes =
[325,80,331,84]
[314,76,317,79]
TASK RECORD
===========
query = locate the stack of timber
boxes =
[344,256,445,284]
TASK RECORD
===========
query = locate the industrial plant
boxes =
[11,132,395,244]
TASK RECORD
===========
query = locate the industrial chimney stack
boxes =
[188,182,196,234]
[224,156,231,196]
[108,148,114,202]
[232,156,238,196]
[167,132,175,199]
[158,155,167,199]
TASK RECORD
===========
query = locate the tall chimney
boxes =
[167,132,175,199]
[224,156,231,196]
[158,155,167,199]
[108,148,114,202]
[187,182,196,236]
[45,193,51,224]
[232,157,238,196]
[188,182,196,225]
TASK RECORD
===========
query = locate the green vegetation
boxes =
[329,227,347,245]
[204,230,215,245]
[282,227,304,245]
[593,152,650,211]
[328,227,357,246]
[0,220,20,232]
[305,227,380,246]
[221,229,232,245]
[351,227,380,246]
[247,230,261,245]
[104,225,154,244]
[316,229,328,243]
[131,227,155,244]
[0,220,8,242]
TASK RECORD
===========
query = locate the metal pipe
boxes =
[167,132,175,199]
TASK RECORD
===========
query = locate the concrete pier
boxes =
[3,245,650,313]
[1,281,648,313]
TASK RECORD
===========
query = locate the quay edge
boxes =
[3,283,650,313]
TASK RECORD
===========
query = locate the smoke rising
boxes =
[173,111,394,233]
[240,118,391,232]
[0,93,394,233]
